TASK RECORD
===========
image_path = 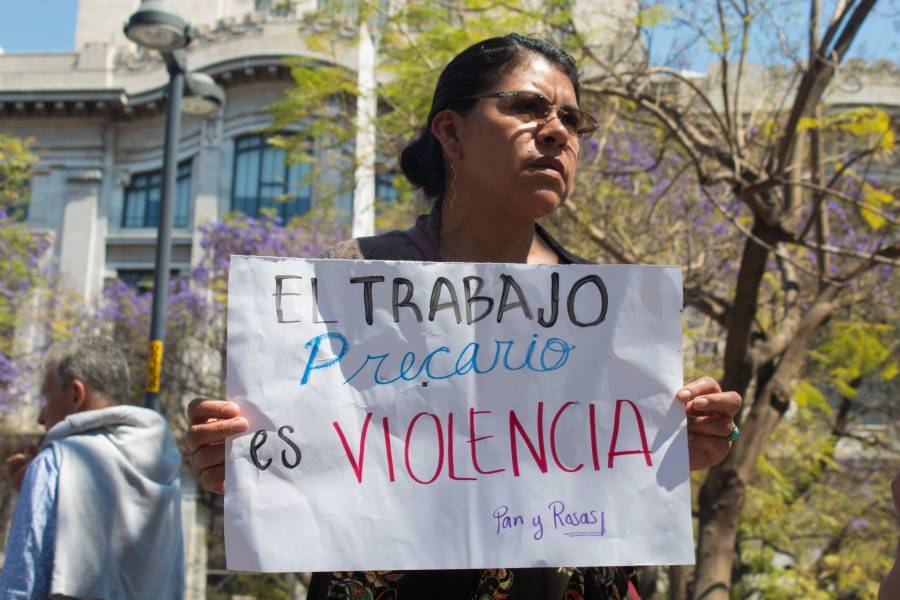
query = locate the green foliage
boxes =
[793,380,831,414]
[738,399,896,600]
[810,321,896,399]
[635,4,671,28]
[271,0,561,230]
[0,225,42,357]
[735,313,898,599]
[0,134,37,219]
[0,137,47,410]
[798,108,895,154]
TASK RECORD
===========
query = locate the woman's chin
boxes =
[522,190,564,218]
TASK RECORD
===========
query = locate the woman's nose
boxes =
[536,113,572,148]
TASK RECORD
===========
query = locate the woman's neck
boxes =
[437,195,559,265]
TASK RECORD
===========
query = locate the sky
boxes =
[644,0,900,72]
[0,1,78,53]
[0,0,896,69]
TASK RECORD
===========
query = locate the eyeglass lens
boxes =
[502,92,591,136]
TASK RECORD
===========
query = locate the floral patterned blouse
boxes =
[311,204,641,600]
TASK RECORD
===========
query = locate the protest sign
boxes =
[225,256,694,572]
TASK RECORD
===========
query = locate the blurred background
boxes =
[0,1,897,598]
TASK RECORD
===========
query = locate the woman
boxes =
[188,33,742,599]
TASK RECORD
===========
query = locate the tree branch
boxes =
[774,0,877,174]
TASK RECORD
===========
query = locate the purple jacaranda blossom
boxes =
[0,213,58,412]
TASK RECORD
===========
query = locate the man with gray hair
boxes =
[1,337,184,599]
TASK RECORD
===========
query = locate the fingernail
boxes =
[693,397,709,409]
[232,418,249,432]
[678,389,691,399]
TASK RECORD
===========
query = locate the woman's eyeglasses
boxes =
[461,90,599,139]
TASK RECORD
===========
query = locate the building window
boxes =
[231,134,312,222]
[122,162,192,228]
[376,172,399,203]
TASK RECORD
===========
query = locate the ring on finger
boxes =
[721,423,741,443]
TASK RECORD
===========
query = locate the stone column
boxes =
[95,125,117,290]
[59,168,103,300]
[190,115,224,265]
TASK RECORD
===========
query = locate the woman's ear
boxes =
[431,109,464,162]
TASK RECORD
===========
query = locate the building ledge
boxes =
[106,231,194,244]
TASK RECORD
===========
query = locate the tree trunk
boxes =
[691,290,837,600]
[668,565,688,600]
[637,566,660,599]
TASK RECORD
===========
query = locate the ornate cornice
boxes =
[113,8,358,73]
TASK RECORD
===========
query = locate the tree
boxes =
[271,1,897,597]
[569,2,897,597]
[0,134,36,220]
[0,135,44,413]
[733,320,897,599]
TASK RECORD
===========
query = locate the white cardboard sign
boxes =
[225,256,694,572]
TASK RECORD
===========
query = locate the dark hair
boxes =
[400,33,580,199]
[47,337,131,405]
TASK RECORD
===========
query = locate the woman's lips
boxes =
[526,157,566,181]
[526,165,565,181]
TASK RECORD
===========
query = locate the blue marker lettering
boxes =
[300,332,349,385]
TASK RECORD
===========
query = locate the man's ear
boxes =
[431,109,464,162]
[71,379,88,412]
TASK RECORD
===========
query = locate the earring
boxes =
[448,163,458,209]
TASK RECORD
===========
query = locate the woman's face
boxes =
[454,55,580,223]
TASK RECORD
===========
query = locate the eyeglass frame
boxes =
[455,90,599,139]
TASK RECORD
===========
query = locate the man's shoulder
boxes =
[320,230,423,261]
[27,446,60,481]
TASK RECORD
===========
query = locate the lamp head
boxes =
[182,73,225,116]
[124,6,190,51]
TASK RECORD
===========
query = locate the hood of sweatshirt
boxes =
[43,404,181,484]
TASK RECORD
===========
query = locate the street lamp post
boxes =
[124,4,225,412]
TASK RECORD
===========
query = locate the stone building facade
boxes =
[0,1,364,596]
[0,0,361,310]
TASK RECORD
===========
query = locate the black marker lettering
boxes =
[250,430,272,470]
[463,276,494,324]
[311,278,337,324]
[278,425,302,468]
[537,272,559,327]
[392,278,422,323]
[273,275,302,323]
[497,274,533,323]
[350,276,385,325]
[567,275,608,327]
[428,277,462,323]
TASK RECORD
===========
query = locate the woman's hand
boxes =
[678,376,742,471]
[186,398,249,494]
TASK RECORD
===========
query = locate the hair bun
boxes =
[400,129,444,199]
[400,131,430,188]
